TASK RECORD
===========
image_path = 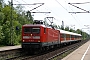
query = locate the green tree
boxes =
[0,1,33,46]
[53,24,58,28]
[2,21,11,45]
[57,25,60,29]
[65,26,69,31]
[76,29,81,34]
[61,25,64,30]
[0,26,4,45]
[26,11,33,21]
[0,12,4,25]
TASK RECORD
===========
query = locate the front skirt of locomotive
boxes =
[22,42,42,50]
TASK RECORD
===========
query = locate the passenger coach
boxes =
[59,29,82,44]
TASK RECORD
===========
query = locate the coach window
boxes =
[44,28,46,33]
[61,34,65,38]
[61,34,64,38]
[71,35,73,38]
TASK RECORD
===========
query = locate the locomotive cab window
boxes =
[32,28,40,33]
[24,28,31,33]
[24,27,40,33]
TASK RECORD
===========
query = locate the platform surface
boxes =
[0,45,21,51]
[62,40,90,60]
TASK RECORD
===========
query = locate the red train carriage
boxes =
[59,29,82,44]
[22,24,60,50]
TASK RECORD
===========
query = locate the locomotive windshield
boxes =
[24,27,40,33]
[32,28,40,33]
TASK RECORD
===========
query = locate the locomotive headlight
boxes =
[23,40,25,42]
[31,34,32,36]
[38,40,40,42]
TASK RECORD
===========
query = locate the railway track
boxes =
[0,39,89,60]
[48,39,89,60]
[0,48,22,60]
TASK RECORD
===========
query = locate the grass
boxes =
[52,50,73,60]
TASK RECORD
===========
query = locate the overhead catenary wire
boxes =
[13,0,51,22]
[14,0,66,25]
[14,0,83,28]
[36,0,74,26]
[36,0,64,24]
[21,0,46,12]
[54,0,82,27]
[65,0,84,26]
[20,0,56,25]
[14,0,45,12]
[36,0,83,27]
[66,0,90,28]
[18,0,51,14]
[55,0,69,12]
[65,0,83,26]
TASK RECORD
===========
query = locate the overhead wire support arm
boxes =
[13,3,44,12]
[45,17,55,25]
[69,12,90,13]
[68,3,89,12]
[30,3,44,11]
[69,2,90,4]
[31,12,51,13]
[13,3,44,5]
[68,3,90,13]
[13,4,39,5]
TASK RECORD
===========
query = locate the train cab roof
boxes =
[58,29,82,36]
[22,20,47,27]
[22,24,55,29]
[23,24,46,27]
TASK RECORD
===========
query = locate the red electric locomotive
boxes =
[21,20,82,51]
[22,20,60,50]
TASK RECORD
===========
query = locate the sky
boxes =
[5,0,90,34]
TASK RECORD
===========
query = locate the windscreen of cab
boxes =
[24,27,40,34]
